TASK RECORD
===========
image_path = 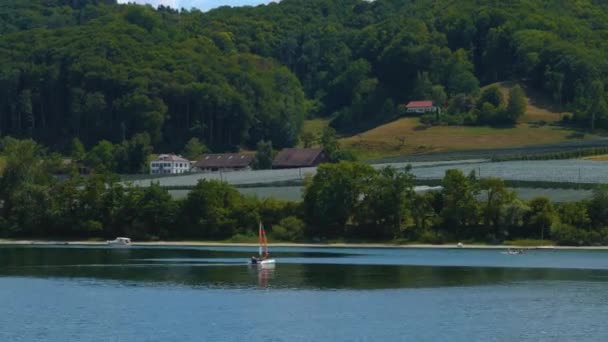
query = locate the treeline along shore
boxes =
[1,138,608,247]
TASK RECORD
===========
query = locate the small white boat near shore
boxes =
[107,237,131,247]
[501,248,525,255]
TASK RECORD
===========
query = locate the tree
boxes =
[131,183,176,239]
[115,133,153,174]
[478,177,515,239]
[478,85,504,108]
[253,140,274,170]
[303,161,376,238]
[447,94,475,114]
[69,137,86,161]
[587,80,608,131]
[85,140,116,173]
[179,179,246,239]
[412,72,433,99]
[300,131,316,148]
[431,85,447,109]
[320,127,339,159]
[0,139,50,226]
[525,197,557,241]
[506,84,526,123]
[182,137,208,160]
[587,186,608,228]
[271,216,305,241]
[439,169,480,235]
[355,166,414,238]
[477,102,498,125]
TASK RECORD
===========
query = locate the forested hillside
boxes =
[2,0,608,153]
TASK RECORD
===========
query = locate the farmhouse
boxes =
[149,154,191,175]
[405,100,438,114]
[272,148,329,169]
[192,153,254,172]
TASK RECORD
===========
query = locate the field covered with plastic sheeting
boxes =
[410,159,608,183]
[127,160,486,187]
[128,159,607,188]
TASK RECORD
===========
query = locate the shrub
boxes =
[271,216,305,241]
[550,223,587,246]
[418,230,445,244]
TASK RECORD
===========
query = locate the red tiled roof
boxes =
[155,154,190,162]
[406,100,434,108]
[194,153,254,169]
[272,148,326,168]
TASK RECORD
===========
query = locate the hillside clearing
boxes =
[300,82,586,160]
[339,81,582,159]
[340,118,595,160]
[489,81,566,123]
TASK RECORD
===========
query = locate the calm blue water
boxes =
[2,246,608,341]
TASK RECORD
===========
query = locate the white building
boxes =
[405,100,438,114]
[150,154,191,175]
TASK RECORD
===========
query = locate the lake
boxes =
[2,245,608,341]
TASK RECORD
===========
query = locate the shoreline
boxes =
[1,239,608,250]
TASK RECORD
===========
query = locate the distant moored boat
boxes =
[107,237,131,247]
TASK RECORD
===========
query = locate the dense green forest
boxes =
[2,0,608,153]
[2,138,608,246]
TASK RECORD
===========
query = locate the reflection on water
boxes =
[2,245,608,289]
[248,264,276,288]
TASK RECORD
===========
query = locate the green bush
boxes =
[550,223,588,246]
[271,216,305,241]
[418,230,445,244]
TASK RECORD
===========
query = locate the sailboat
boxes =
[250,222,276,265]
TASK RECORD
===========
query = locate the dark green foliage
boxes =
[253,140,274,170]
[2,140,608,245]
[525,197,557,241]
[271,216,305,241]
[438,169,479,232]
[303,161,376,238]
[300,131,317,148]
[178,179,254,239]
[506,85,526,123]
[320,127,339,158]
[4,0,608,147]
[354,166,414,239]
[182,137,208,161]
[478,86,504,109]
[69,138,86,161]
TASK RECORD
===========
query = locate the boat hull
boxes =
[107,243,130,248]
[259,259,275,265]
[250,259,276,266]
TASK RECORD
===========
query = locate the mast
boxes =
[258,221,263,257]
[261,224,269,258]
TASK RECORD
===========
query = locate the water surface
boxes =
[2,245,608,341]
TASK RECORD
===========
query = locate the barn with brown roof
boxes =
[272,148,329,169]
[193,153,254,172]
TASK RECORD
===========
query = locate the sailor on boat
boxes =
[251,255,265,264]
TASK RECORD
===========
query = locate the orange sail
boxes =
[258,222,269,259]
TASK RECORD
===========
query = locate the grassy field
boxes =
[583,154,608,161]
[493,81,566,123]
[336,81,592,160]
[340,118,595,160]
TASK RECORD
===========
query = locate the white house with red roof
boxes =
[150,154,191,175]
[405,100,438,114]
